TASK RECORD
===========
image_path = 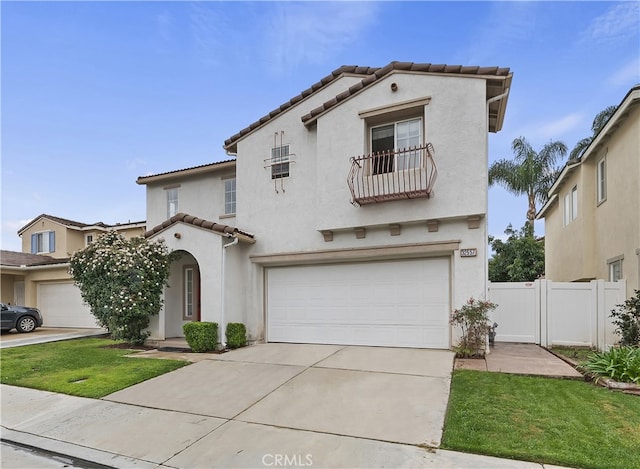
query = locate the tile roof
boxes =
[17,214,145,235]
[144,213,255,240]
[137,159,236,185]
[0,250,69,267]
[224,61,512,151]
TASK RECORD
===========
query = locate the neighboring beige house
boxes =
[138,61,513,348]
[537,85,640,296]
[0,214,145,327]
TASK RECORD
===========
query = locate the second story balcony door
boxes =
[371,118,422,174]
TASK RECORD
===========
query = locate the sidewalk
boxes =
[1,383,566,469]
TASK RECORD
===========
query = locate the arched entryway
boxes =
[164,250,201,338]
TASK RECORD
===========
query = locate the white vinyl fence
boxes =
[488,279,626,351]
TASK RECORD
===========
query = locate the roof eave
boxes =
[536,193,558,219]
[137,160,236,185]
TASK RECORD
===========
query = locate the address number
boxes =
[460,248,477,257]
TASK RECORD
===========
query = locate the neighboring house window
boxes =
[166,187,179,218]
[224,178,236,215]
[85,234,94,246]
[371,118,422,174]
[608,258,623,282]
[271,145,290,179]
[597,157,606,204]
[31,231,55,254]
[563,185,578,226]
[184,267,194,320]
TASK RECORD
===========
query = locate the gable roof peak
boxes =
[224,61,512,152]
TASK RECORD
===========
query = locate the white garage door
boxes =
[38,282,99,328]
[267,258,450,349]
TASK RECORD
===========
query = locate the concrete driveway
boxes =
[103,343,454,466]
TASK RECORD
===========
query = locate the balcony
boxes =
[347,143,437,206]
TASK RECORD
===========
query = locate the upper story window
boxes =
[166,187,179,219]
[563,185,578,226]
[371,118,422,174]
[224,178,236,215]
[31,231,55,254]
[271,145,290,179]
[85,234,94,246]
[597,157,607,204]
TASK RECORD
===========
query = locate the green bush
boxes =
[226,322,247,349]
[580,346,640,384]
[610,289,640,346]
[183,322,218,352]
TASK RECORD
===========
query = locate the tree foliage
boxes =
[69,232,174,345]
[489,136,567,232]
[489,223,545,282]
[569,105,617,161]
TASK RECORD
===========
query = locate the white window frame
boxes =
[166,187,179,219]
[271,145,290,179]
[564,185,578,226]
[597,156,607,204]
[183,266,194,320]
[370,117,422,175]
[224,178,236,215]
[32,231,54,254]
[85,234,94,246]
[608,256,623,282]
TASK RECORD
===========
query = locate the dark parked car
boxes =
[1,303,43,333]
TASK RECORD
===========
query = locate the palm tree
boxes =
[489,137,567,231]
[569,105,617,160]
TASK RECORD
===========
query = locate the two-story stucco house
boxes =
[537,85,640,296]
[139,61,513,348]
[0,214,145,327]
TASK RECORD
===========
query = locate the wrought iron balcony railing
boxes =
[347,143,437,206]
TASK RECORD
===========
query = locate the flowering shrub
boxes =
[69,231,174,345]
[450,298,497,358]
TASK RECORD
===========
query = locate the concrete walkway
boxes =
[0,327,108,349]
[455,342,583,378]
[0,343,573,468]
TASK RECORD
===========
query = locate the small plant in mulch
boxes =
[450,298,497,358]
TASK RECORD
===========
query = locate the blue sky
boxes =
[2,1,639,252]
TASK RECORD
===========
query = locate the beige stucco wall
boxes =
[20,219,146,258]
[544,103,639,294]
[591,105,639,292]
[21,219,69,258]
[145,170,235,230]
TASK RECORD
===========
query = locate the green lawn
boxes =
[551,346,594,365]
[442,370,640,469]
[0,338,188,398]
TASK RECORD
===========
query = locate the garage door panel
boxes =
[38,283,99,328]
[267,258,450,349]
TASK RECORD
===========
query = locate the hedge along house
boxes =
[139,61,512,348]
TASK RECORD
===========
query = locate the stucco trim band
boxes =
[250,240,460,266]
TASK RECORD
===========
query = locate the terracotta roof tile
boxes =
[1,250,68,267]
[144,213,254,240]
[224,61,512,151]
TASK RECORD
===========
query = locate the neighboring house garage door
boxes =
[267,258,450,349]
[37,282,99,328]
